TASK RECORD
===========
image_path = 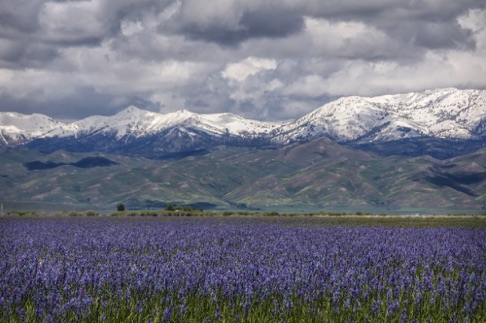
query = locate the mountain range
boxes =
[0,88,485,213]
[1,88,485,159]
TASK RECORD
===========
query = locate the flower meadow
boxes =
[0,217,485,322]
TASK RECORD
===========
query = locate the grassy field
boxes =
[3,209,486,228]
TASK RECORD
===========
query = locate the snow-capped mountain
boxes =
[274,88,486,144]
[1,88,485,158]
[0,112,64,145]
[45,106,281,140]
[9,107,282,157]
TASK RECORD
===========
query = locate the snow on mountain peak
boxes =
[0,88,484,149]
[114,105,148,118]
[275,88,486,143]
[37,107,281,142]
[0,111,65,145]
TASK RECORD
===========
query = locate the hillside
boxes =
[1,138,485,213]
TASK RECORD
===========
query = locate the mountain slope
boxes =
[1,138,485,213]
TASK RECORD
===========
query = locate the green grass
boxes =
[7,279,485,323]
[3,211,486,228]
[2,143,485,214]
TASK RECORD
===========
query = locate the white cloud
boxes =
[0,68,78,101]
[160,0,182,21]
[304,17,405,60]
[283,74,328,98]
[222,57,278,82]
[121,21,144,37]
[61,43,211,95]
[220,57,282,112]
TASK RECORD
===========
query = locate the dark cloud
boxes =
[0,88,113,119]
[0,87,161,120]
[413,21,476,50]
[306,0,482,21]
[178,7,304,46]
[0,41,58,68]
[304,0,484,51]
[0,0,45,34]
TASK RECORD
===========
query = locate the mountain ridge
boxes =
[274,88,485,144]
[1,88,485,158]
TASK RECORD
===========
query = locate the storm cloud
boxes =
[0,0,485,121]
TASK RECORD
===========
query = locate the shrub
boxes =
[117,203,126,212]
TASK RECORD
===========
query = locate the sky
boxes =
[0,0,485,121]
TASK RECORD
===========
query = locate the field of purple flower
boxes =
[1,216,485,322]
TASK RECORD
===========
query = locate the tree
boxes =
[165,203,175,211]
[117,203,125,212]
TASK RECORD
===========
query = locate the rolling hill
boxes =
[1,138,484,213]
